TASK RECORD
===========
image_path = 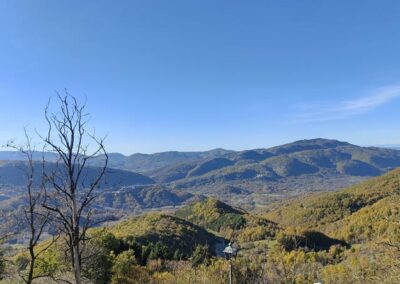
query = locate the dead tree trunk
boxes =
[40,92,108,284]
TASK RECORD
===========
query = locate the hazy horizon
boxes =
[1,137,399,156]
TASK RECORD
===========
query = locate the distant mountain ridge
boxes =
[149,138,400,183]
[90,148,235,173]
[2,139,400,176]
[0,160,154,188]
[2,138,400,211]
[0,148,235,173]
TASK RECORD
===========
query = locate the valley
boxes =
[2,168,400,283]
[2,138,400,283]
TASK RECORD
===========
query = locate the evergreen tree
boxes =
[191,245,211,267]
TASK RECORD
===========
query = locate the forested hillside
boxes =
[264,168,400,229]
[3,168,400,283]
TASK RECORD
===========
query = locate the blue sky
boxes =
[1,1,400,154]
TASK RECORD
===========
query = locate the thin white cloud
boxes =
[293,85,400,123]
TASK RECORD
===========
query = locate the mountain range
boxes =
[2,138,400,214]
[3,139,400,281]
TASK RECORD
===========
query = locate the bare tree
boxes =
[39,92,108,284]
[7,131,57,284]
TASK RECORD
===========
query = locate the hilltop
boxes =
[108,213,225,258]
[176,197,279,242]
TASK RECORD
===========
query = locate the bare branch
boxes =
[37,92,108,284]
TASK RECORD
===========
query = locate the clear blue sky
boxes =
[1,1,400,154]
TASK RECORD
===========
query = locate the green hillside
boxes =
[187,158,234,177]
[98,185,194,210]
[323,194,400,244]
[5,213,225,283]
[254,168,400,283]
[263,168,400,229]
[176,197,279,242]
[109,213,224,257]
[176,197,247,231]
